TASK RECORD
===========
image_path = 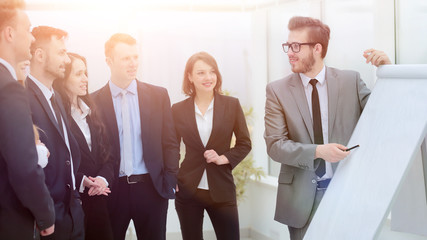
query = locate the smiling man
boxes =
[91,33,180,240]
[26,26,85,240]
[264,16,388,240]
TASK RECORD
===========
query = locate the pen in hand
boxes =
[345,145,360,152]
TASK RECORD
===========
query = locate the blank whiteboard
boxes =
[304,64,427,240]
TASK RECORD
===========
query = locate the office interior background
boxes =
[25,0,427,239]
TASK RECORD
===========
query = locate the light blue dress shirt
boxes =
[109,80,148,176]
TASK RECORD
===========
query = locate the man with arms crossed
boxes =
[264,16,390,240]
[92,33,180,240]
[26,26,85,240]
[0,1,55,239]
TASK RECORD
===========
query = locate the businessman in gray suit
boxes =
[264,16,390,240]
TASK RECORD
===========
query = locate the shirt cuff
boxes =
[96,176,109,187]
[79,175,86,193]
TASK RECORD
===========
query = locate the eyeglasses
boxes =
[282,42,316,53]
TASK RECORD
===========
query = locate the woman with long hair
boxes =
[53,53,114,240]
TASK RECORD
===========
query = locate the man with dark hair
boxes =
[26,25,85,240]
[92,33,180,240]
[264,16,390,240]
[0,1,55,239]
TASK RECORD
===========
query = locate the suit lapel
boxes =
[71,116,92,160]
[326,67,339,141]
[182,97,205,149]
[55,90,70,140]
[27,78,64,140]
[205,93,224,148]
[98,84,121,155]
[289,74,314,143]
[137,81,151,153]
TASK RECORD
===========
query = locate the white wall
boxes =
[396,0,427,64]
[26,10,252,106]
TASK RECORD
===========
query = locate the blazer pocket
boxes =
[278,172,294,184]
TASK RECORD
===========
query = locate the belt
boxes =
[317,178,331,189]
[120,174,149,184]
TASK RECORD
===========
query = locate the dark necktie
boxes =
[309,79,325,177]
[50,95,64,139]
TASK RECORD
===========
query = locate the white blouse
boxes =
[71,99,91,151]
[71,99,96,193]
[195,99,214,190]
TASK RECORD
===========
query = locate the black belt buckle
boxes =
[127,175,138,184]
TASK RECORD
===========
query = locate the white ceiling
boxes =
[26,0,283,12]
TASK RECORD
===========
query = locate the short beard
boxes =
[44,55,65,79]
[291,51,315,74]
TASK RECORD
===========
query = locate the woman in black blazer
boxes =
[172,52,251,240]
[53,53,114,240]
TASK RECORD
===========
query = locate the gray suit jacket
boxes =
[264,66,370,228]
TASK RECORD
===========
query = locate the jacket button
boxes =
[66,160,71,166]
[66,184,71,189]
[312,179,316,184]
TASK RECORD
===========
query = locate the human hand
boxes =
[88,176,111,196]
[40,224,54,236]
[315,143,349,163]
[204,150,229,165]
[363,48,391,67]
[83,177,101,196]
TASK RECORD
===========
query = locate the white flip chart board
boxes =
[304,64,427,240]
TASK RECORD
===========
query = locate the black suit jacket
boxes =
[69,114,114,190]
[26,77,84,237]
[0,64,55,239]
[91,81,180,199]
[172,94,252,202]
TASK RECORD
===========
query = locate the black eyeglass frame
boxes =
[282,42,317,53]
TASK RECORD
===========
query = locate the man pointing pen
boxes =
[264,16,391,240]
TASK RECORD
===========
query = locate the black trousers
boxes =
[175,189,239,240]
[40,197,85,240]
[81,193,113,240]
[109,175,168,240]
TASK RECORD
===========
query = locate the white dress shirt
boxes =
[28,74,77,189]
[195,99,214,190]
[299,66,333,180]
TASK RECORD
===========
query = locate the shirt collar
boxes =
[71,98,91,120]
[109,79,137,98]
[0,58,17,80]
[28,74,54,101]
[194,98,214,116]
[299,65,327,88]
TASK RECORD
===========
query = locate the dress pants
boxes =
[288,188,326,240]
[109,175,168,240]
[81,193,113,240]
[175,189,239,240]
[40,197,85,240]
